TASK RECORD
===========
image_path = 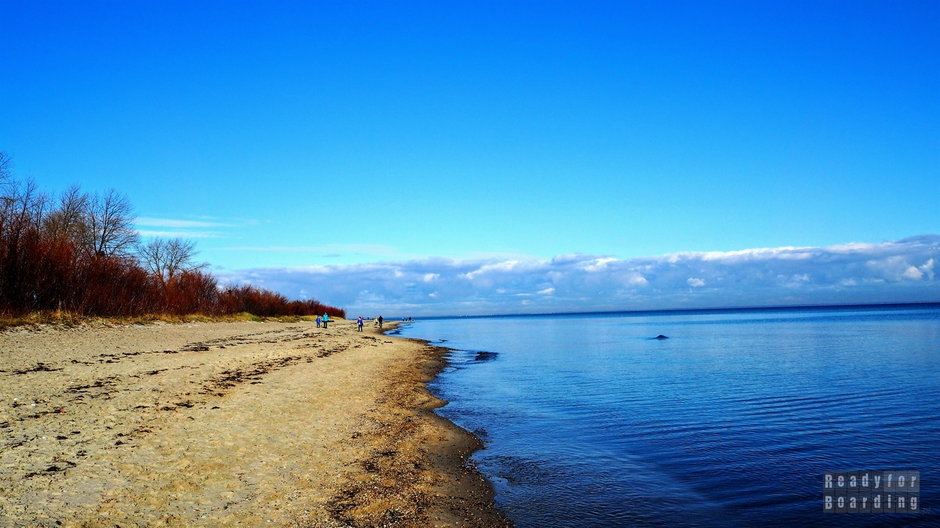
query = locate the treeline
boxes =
[0,153,345,319]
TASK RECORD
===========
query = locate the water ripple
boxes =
[404,306,940,527]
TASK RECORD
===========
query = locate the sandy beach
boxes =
[0,319,510,527]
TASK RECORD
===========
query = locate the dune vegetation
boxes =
[0,152,344,325]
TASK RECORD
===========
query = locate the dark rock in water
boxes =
[655,335,669,340]
[474,351,499,361]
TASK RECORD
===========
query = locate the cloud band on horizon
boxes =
[216,235,940,317]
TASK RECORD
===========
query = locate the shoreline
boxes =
[0,319,509,526]
[324,325,512,527]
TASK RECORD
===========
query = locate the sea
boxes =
[396,304,940,527]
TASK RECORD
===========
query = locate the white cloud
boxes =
[136,229,219,239]
[135,216,244,240]
[621,273,648,286]
[581,257,617,272]
[695,246,813,262]
[214,235,940,316]
[921,258,936,280]
[136,217,234,228]
[461,260,524,280]
[217,243,402,256]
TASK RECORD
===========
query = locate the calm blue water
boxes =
[398,305,940,527]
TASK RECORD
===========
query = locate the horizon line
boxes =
[398,301,940,321]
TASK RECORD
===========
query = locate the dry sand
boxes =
[0,319,510,527]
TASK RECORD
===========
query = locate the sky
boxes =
[1,1,938,316]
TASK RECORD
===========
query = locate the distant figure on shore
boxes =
[378,315,383,328]
[315,316,321,328]
[357,316,364,332]
[322,313,330,329]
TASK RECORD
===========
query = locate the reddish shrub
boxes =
[0,166,346,319]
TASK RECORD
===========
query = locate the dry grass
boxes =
[0,310,322,330]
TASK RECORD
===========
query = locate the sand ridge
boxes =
[0,320,510,527]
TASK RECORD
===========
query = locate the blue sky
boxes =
[1,1,938,315]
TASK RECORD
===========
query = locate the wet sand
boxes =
[0,319,510,527]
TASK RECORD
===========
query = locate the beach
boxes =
[0,319,510,527]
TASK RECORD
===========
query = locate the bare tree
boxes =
[0,156,48,231]
[44,184,90,244]
[82,189,139,258]
[1,178,46,233]
[0,152,11,187]
[138,237,201,286]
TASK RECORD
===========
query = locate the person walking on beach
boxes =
[316,316,321,328]
[377,315,383,329]
[322,313,329,329]
[357,316,364,332]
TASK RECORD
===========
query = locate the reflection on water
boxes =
[401,306,940,528]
